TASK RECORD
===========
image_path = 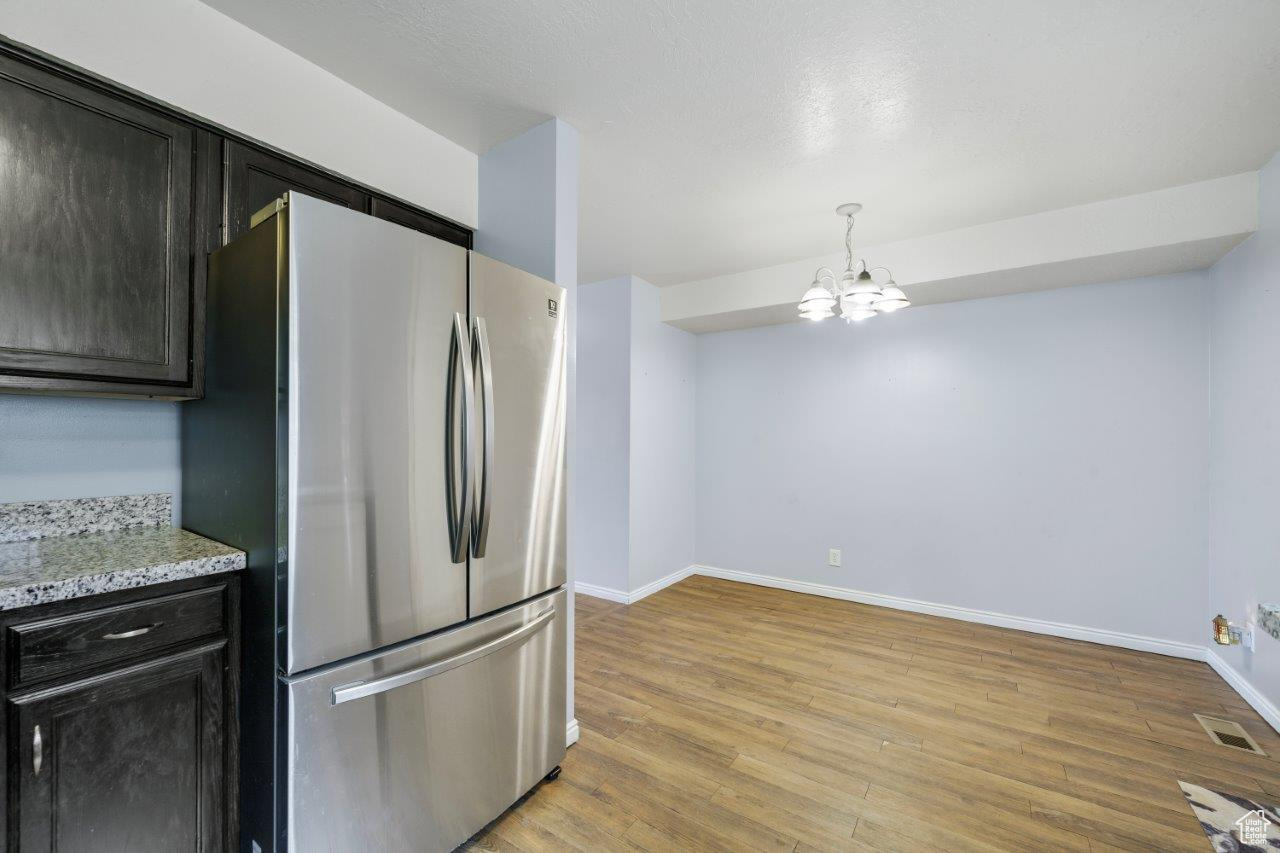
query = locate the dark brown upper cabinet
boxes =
[0,40,470,400]
[370,195,472,247]
[0,52,214,399]
[223,141,366,243]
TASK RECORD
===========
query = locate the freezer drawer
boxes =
[283,588,567,852]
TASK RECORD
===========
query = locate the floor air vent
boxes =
[1194,714,1266,756]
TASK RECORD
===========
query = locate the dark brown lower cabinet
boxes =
[10,645,226,851]
[1,575,239,851]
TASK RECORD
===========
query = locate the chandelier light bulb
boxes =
[847,274,883,306]
[874,284,910,312]
[798,280,836,321]
[799,284,836,310]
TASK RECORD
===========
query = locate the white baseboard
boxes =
[574,566,693,605]
[628,566,695,602]
[691,564,1208,661]
[565,718,580,747]
[572,581,629,603]
[1206,650,1280,733]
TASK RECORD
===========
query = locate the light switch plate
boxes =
[828,548,842,567]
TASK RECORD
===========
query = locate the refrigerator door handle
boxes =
[470,316,495,557]
[329,606,555,705]
[446,312,476,564]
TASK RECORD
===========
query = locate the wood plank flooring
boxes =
[464,576,1280,851]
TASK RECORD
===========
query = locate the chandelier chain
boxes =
[845,214,854,272]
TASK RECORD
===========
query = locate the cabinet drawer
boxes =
[8,586,225,688]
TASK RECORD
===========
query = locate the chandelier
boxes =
[797,203,910,322]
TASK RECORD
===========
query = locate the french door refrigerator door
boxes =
[285,587,567,851]
[285,194,471,674]
[467,253,568,618]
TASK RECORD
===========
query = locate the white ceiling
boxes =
[201,0,1280,287]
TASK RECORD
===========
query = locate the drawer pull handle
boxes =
[330,607,555,706]
[32,725,42,775]
[102,623,161,640]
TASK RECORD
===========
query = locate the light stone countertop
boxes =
[0,494,245,611]
[0,493,173,543]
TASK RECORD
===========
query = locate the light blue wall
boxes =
[1209,152,1280,715]
[0,395,180,520]
[629,278,697,591]
[475,118,578,287]
[696,271,1212,645]
[575,276,697,595]
[576,277,632,591]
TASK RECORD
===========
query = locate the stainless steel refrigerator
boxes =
[182,192,568,852]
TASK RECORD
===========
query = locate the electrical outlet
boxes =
[1245,623,1256,652]
[828,548,842,567]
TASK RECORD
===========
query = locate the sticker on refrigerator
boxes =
[547,299,558,318]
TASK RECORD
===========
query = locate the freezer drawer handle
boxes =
[470,316,494,558]
[445,312,476,564]
[329,607,556,706]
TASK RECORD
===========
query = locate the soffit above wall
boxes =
[662,173,1258,333]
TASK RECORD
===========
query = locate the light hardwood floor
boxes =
[464,576,1280,851]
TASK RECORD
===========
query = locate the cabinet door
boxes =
[10,643,227,852]
[224,141,366,242]
[369,196,471,248]
[0,53,201,392]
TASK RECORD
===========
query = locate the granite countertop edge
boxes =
[0,550,246,611]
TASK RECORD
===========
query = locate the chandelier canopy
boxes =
[798,204,909,323]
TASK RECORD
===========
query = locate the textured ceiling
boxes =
[200,0,1280,286]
